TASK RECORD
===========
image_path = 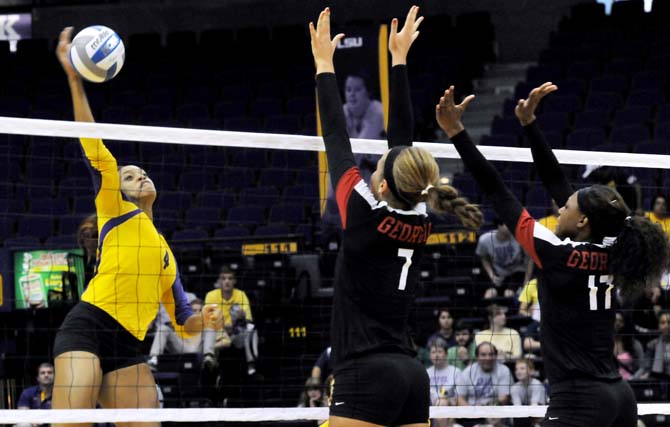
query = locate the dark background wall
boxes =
[22,0,591,62]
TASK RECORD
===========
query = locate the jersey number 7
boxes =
[588,274,614,311]
[397,248,414,290]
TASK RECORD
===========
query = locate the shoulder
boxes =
[367,100,384,115]
[505,328,521,337]
[234,289,249,298]
[204,289,219,301]
[20,385,38,397]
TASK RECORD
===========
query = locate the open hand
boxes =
[435,86,475,138]
[389,5,424,65]
[309,8,345,74]
[56,27,79,80]
[515,81,557,126]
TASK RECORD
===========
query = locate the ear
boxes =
[577,214,589,230]
[379,178,389,196]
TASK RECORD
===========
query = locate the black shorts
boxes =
[543,378,637,427]
[53,301,145,374]
[330,352,430,426]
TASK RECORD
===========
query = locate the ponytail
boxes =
[610,216,670,300]
[424,183,483,229]
[391,147,483,229]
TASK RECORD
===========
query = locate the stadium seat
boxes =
[612,106,651,127]
[18,216,53,239]
[565,128,606,150]
[197,191,236,210]
[269,203,306,224]
[574,110,609,130]
[30,198,69,216]
[226,205,266,226]
[239,186,279,207]
[544,94,581,113]
[627,90,665,107]
[609,125,650,146]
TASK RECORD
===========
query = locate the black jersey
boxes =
[450,124,620,386]
[316,65,428,366]
[516,209,618,383]
[331,166,431,365]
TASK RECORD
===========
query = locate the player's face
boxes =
[218,273,236,292]
[119,165,156,202]
[344,76,371,116]
[514,362,528,381]
[439,310,453,330]
[37,366,54,386]
[430,346,447,367]
[555,192,584,239]
[653,197,667,217]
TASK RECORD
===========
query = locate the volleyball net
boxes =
[1,117,670,426]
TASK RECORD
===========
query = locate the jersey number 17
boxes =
[588,274,614,311]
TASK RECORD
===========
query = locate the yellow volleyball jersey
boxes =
[647,212,670,237]
[79,137,192,340]
[204,288,253,326]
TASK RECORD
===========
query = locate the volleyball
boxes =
[69,25,125,83]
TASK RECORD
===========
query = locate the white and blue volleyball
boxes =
[69,26,125,83]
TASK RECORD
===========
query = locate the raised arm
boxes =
[515,82,573,207]
[387,6,423,148]
[310,8,355,188]
[57,27,123,218]
[436,87,525,235]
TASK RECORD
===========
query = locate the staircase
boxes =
[462,62,535,143]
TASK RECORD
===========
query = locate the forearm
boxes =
[523,121,572,206]
[457,396,468,406]
[316,73,357,186]
[498,394,511,405]
[67,75,94,123]
[481,258,496,278]
[450,130,524,234]
[388,65,413,148]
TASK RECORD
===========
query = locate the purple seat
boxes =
[610,125,649,146]
[219,168,255,190]
[18,216,53,239]
[45,234,77,248]
[157,192,193,212]
[239,186,279,208]
[31,198,69,215]
[537,112,569,133]
[250,98,283,117]
[3,236,41,249]
[286,96,315,115]
[491,116,522,136]
[254,224,291,237]
[480,135,517,147]
[654,123,670,140]
[224,117,261,132]
[631,71,665,91]
[565,128,606,150]
[585,91,622,112]
[628,90,665,108]
[183,207,222,230]
[258,169,295,187]
[265,114,301,134]
[613,107,651,127]
[226,205,266,225]
[544,94,581,113]
[176,103,209,123]
[172,228,209,241]
[574,110,609,130]
[179,171,218,191]
[197,191,236,210]
[213,101,248,120]
[590,75,627,95]
[269,203,306,224]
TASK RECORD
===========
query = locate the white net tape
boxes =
[1,116,669,168]
[0,405,669,423]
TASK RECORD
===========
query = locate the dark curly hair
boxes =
[579,185,670,300]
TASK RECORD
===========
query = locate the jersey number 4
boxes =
[397,248,414,290]
[588,274,614,311]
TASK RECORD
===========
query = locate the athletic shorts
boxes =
[53,301,145,374]
[543,378,637,427]
[330,352,430,426]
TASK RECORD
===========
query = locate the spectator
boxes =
[631,285,665,334]
[474,305,522,361]
[643,311,670,378]
[456,342,512,406]
[518,279,541,354]
[582,165,641,213]
[297,377,328,408]
[76,214,98,287]
[16,363,53,427]
[613,311,644,379]
[205,266,259,376]
[427,308,457,348]
[476,218,530,297]
[511,359,546,406]
[427,338,460,406]
[343,71,384,140]
[447,321,476,370]
[147,299,218,369]
[646,194,670,236]
[310,346,332,381]
[537,200,559,233]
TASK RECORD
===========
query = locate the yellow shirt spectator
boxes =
[538,214,558,233]
[205,288,253,326]
[518,279,540,322]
